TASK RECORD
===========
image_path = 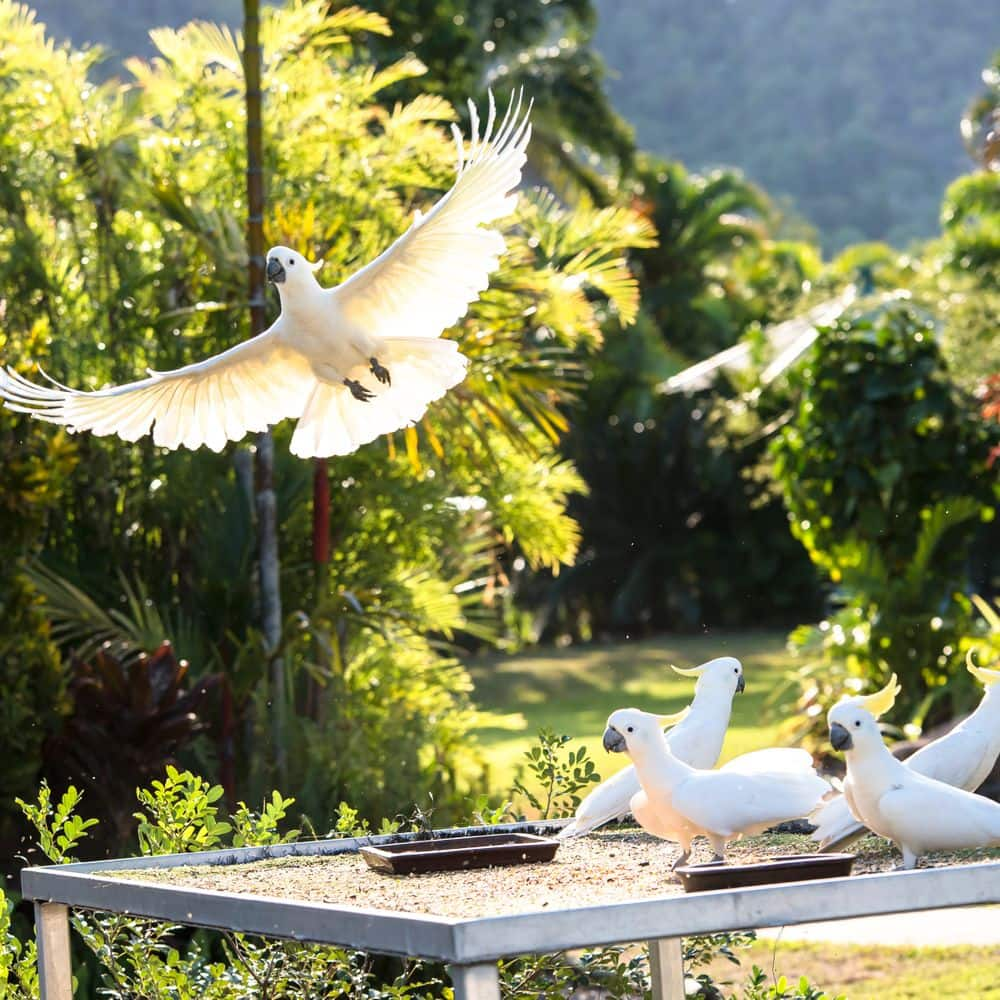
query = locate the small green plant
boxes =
[469,794,515,826]
[0,889,39,999]
[741,966,846,1000]
[232,791,300,848]
[512,729,602,819]
[133,767,232,855]
[14,783,98,866]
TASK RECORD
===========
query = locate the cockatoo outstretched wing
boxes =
[330,91,531,341]
[0,324,314,451]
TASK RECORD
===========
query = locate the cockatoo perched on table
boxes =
[560,656,746,839]
[827,674,1000,869]
[813,655,1000,852]
[0,92,531,459]
[602,707,830,867]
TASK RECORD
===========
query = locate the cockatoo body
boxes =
[814,657,1000,851]
[0,93,531,458]
[603,707,830,867]
[559,657,746,839]
[827,675,1000,869]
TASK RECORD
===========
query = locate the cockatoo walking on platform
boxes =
[827,674,1000,869]
[0,93,531,458]
[560,657,746,838]
[813,655,1000,852]
[602,707,830,867]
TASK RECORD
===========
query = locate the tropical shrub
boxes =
[772,300,999,729]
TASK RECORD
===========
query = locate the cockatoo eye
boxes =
[734,668,739,674]
[626,726,634,733]
[288,258,295,266]
[854,720,862,727]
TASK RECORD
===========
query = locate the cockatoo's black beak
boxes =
[266,257,286,284]
[830,722,853,752]
[736,674,746,694]
[602,727,627,754]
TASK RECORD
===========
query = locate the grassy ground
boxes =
[468,631,799,790]
[702,940,1000,998]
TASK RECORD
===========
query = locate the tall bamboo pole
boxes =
[243,0,286,783]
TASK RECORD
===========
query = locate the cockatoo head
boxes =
[671,656,745,697]
[603,706,689,756]
[265,246,323,291]
[827,673,901,754]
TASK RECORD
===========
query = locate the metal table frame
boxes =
[20,821,1000,999]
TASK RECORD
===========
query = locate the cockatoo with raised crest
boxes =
[0,92,531,458]
[560,657,746,838]
[827,674,1000,869]
[813,654,1000,852]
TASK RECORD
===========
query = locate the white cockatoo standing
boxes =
[827,674,1000,869]
[0,93,531,458]
[813,655,1000,851]
[602,707,830,867]
[559,657,746,838]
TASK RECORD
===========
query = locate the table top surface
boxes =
[21,821,1000,964]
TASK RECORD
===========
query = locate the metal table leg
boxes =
[35,903,73,1000]
[649,936,684,1000]
[449,961,501,1000]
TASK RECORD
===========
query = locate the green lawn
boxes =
[703,940,1000,999]
[467,631,800,791]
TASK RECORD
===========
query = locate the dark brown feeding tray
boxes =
[360,833,561,875]
[675,853,856,892]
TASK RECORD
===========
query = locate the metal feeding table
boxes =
[20,820,1000,1000]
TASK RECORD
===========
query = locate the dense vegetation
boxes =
[593,0,998,250]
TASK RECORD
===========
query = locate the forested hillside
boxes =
[28,0,996,250]
[594,0,996,248]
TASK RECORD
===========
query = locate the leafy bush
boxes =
[772,300,999,727]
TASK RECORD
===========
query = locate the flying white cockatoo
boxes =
[813,654,1000,851]
[827,674,1000,869]
[560,656,746,838]
[602,707,831,867]
[0,93,531,459]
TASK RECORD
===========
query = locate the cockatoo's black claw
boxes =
[344,378,374,402]
[370,357,391,386]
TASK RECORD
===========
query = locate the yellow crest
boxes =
[967,649,1000,687]
[655,706,690,729]
[859,673,901,719]
[670,663,702,678]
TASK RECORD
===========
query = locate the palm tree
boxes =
[628,157,771,359]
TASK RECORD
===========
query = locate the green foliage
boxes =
[134,767,233,855]
[14,783,97,866]
[941,171,1000,280]
[772,301,997,577]
[511,728,600,818]
[231,792,300,848]
[772,301,998,727]
[741,967,845,1000]
[549,321,823,637]
[0,888,38,999]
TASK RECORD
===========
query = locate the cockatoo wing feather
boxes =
[331,90,531,342]
[0,325,314,451]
